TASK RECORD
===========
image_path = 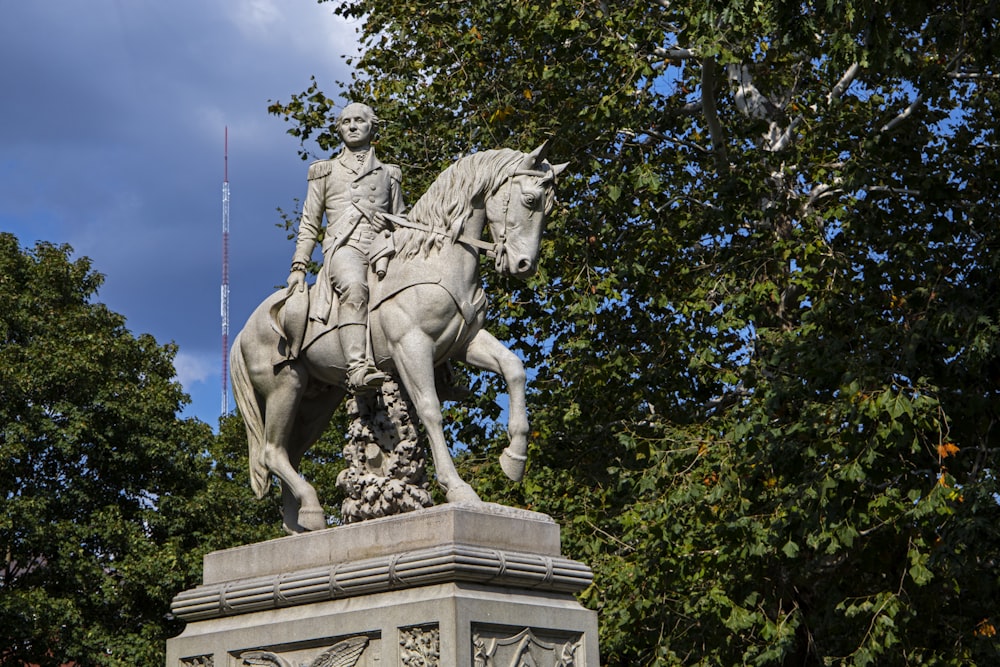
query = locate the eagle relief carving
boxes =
[239,636,369,667]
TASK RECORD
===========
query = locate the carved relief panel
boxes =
[181,656,214,667]
[233,634,377,667]
[399,624,440,666]
[472,626,582,667]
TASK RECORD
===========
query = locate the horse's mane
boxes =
[395,149,526,260]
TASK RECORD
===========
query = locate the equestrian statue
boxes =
[230,126,566,533]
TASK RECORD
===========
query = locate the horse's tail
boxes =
[230,332,270,499]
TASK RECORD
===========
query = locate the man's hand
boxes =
[287,270,307,295]
[370,211,394,233]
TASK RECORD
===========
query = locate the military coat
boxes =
[291,148,405,267]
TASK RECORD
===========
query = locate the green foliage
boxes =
[0,234,280,665]
[271,0,1000,663]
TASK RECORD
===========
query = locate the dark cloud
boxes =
[0,1,358,425]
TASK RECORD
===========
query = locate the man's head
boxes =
[337,103,378,150]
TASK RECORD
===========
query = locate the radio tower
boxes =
[220,127,231,415]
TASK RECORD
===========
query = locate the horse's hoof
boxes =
[500,448,527,482]
[298,508,327,531]
[446,483,482,504]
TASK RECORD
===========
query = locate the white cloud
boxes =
[173,351,214,388]
[231,0,283,38]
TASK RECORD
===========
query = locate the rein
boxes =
[381,212,500,258]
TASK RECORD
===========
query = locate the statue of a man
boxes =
[286,102,404,391]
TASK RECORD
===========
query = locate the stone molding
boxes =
[171,544,593,622]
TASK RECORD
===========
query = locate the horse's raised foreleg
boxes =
[458,329,530,482]
[392,334,482,504]
[264,363,327,533]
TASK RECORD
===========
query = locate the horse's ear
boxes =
[550,162,569,179]
[522,141,551,171]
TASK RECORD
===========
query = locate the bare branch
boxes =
[679,100,703,115]
[652,46,696,60]
[827,62,861,104]
[880,95,924,133]
[725,63,794,152]
[948,71,1000,80]
[864,186,922,197]
[726,64,784,121]
[642,127,713,155]
[769,116,802,152]
[700,58,729,169]
[881,50,965,133]
[804,182,843,211]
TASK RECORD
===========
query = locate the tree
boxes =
[271,1,1000,664]
[0,234,280,665]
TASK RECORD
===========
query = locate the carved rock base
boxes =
[337,376,433,523]
[165,504,599,666]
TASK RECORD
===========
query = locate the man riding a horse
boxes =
[231,103,567,532]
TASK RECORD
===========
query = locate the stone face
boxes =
[166,504,599,667]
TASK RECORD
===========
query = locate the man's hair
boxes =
[337,102,379,128]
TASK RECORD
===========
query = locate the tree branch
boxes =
[642,127,713,155]
[652,46,696,61]
[864,186,922,197]
[881,50,965,133]
[726,64,784,121]
[827,62,861,104]
[949,71,999,80]
[880,94,924,133]
[769,116,802,152]
[700,58,729,169]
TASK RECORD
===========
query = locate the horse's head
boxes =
[485,143,568,279]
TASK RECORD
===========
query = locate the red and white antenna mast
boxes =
[221,127,231,415]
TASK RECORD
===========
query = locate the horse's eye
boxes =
[523,193,536,208]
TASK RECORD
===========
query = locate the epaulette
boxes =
[307,160,333,180]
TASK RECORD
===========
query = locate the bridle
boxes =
[491,166,550,274]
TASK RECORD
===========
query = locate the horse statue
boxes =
[230,144,567,532]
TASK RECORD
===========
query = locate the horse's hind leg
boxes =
[457,329,529,482]
[280,386,345,532]
[264,364,327,533]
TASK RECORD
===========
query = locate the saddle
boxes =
[268,284,340,366]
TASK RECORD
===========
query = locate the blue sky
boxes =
[1,1,358,427]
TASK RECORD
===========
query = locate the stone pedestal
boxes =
[166,503,599,666]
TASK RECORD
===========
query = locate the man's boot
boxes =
[340,322,385,392]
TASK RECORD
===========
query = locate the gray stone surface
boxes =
[166,503,599,666]
[166,583,598,666]
[202,503,561,585]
